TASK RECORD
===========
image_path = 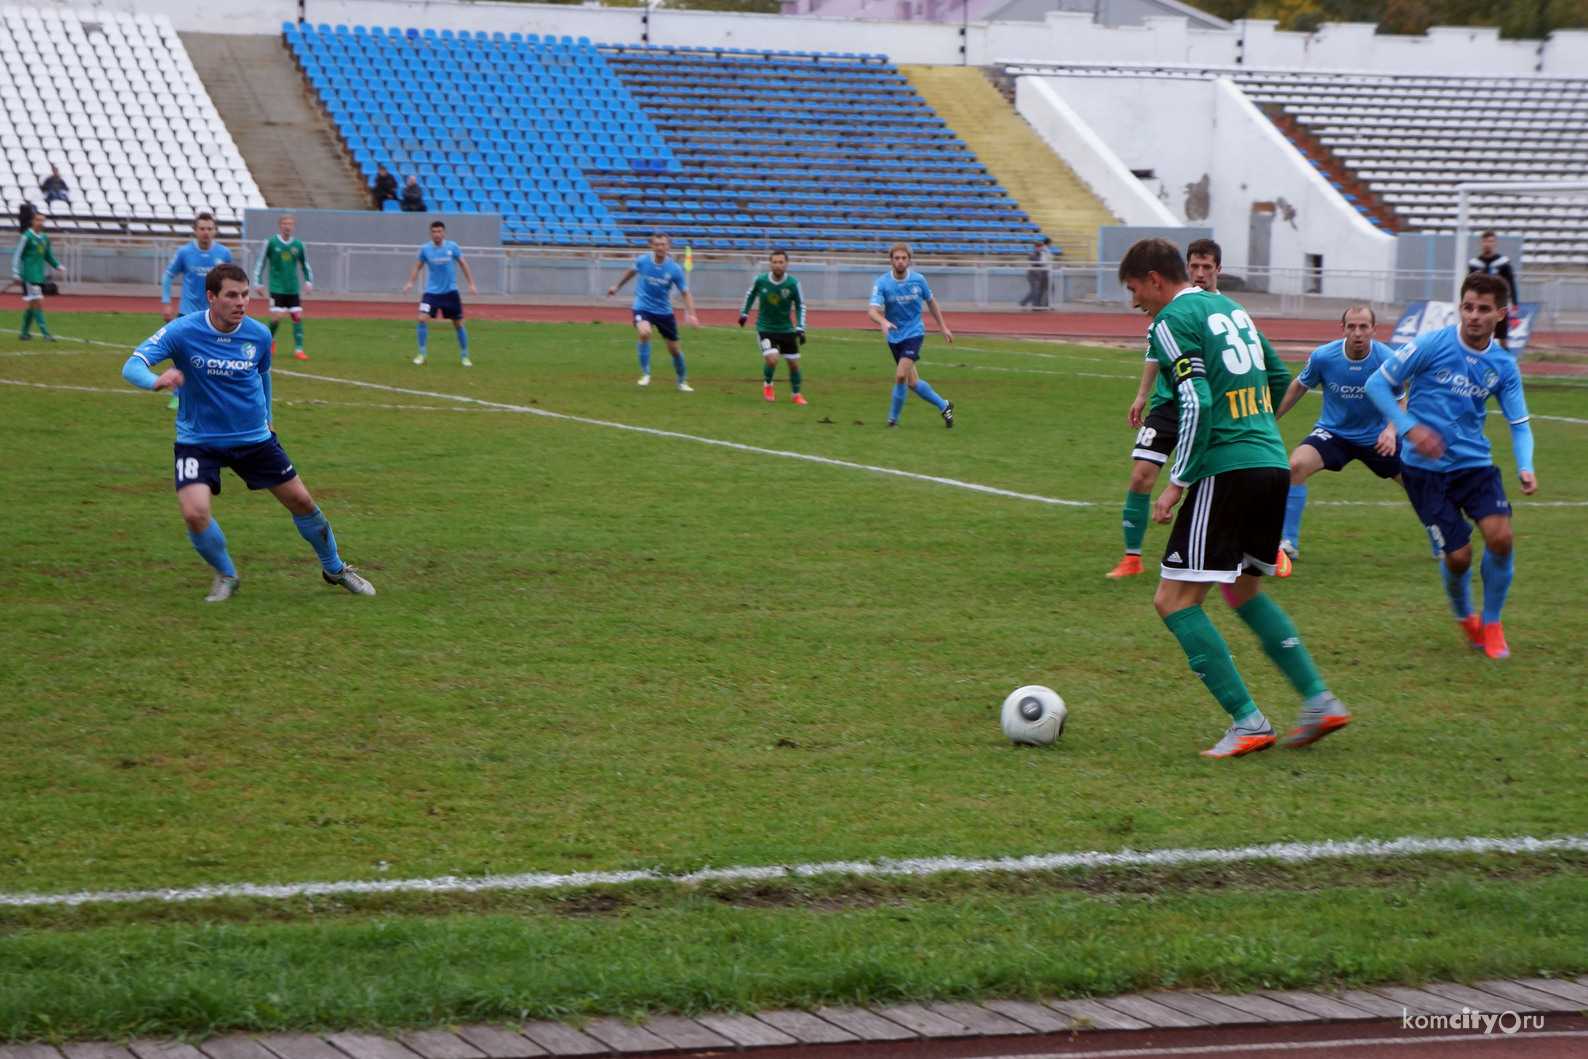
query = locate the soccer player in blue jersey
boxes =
[402,220,478,366]
[1273,305,1403,560]
[1366,273,1537,660]
[868,243,954,428]
[607,232,700,391]
[121,265,375,602]
[162,212,233,322]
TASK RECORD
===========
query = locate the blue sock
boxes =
[456,326,468,355]
[1283,484,1308,546]
[889,383,907,420]
[291,506,345,575]
[637,341,651,374]
[1480,548,1514,625]
[416,321,428,356]
[671,351,686,382]
[1440,560,1473,620]
[187,520,236,578]
[912,379,948,410]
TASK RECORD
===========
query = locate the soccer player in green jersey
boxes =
[254,214,314,360]
[1120,238,1349,758]
[12,211,64,341]
[738,249,808,404]
[1109,239,1293,578]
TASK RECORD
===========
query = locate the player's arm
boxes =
[43,241,62,275]
[793,278,806,341]
[161,250,182,320]
[1497,363,1537,494]
[738,278,757,327]
[680,286,699,328]
[253,246,269,292]
[11,235,24,282]
[123,327,180,391]
[1366,345,1441,459]
[1129,355,1157,428]
[1151,318,1213,524]
[299,245,313,292]
[925,296,952,344]
[1259,334,1290,411]
[401,256,425,294]
[606,267,635,296]
[1275,377,1309,419]
[456,255,478,295]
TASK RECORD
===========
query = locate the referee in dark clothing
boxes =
[1468,230,1517,349]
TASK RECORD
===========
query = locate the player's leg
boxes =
[888,345,914,425]
[760,335,779,402]
[1402,467,1483,648]
[414,307,432,364]
[1154,474,1275,757]
[291,304,306,359]
[634,316,654,383]
[1459,466,1517,658]
[267,301,282,338]
[266,474,375,596]
[30,290,52,339]
[1282,439,1327,557]
[1114,406,1176,576]
[19,290,33,337]
[448,302,470,365]
[784,337,805,404]
[659,317,688,390]
[174,454,238,600]
[904,342,951,424]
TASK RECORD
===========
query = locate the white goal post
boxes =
[1454,180,1588,302]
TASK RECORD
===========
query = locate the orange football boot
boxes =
[763,383,775,402]
[1483,622,1509,660]
[1459,613,1485,649]
[791,394,808,405]
[1107,554,1144,578]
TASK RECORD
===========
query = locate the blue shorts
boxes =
[889,335,924,362]
[634,309,679,342]
[1299,428,1401,479]
[173,434,297,495]
[419,289,463,320]
[1400,464,1511,558]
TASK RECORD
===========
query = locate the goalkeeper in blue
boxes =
[120,264,375,602]
[1366,272,1536,659]
[867,243,954,428]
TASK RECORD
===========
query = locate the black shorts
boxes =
[420,290,464,320]
[1299,428,1401,479]
[1401,464,1510,558]
[173,433,297,495]
[1161,466,1289,583]
[1132,400,1180,466]
[634,309,679,342]
[268,292,302,313]
[758,332,800,358]
[889,336,924,362]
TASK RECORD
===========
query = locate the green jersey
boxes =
[1148,317,1286,411]
[12,229,59,285]
[1146,286,1291,485]
[740,272,805,335]
[255,235,312,295]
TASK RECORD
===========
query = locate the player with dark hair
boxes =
[1108,239,1291,578]
[120,264,374,601]
[12,209,63,341]
[1119,237,1347,757]
[163,212,232,323]
[868,243,953,428]
[608,232,699,391]
[1468,231,1517,350]
[1366,272,1536,660]
[1273,305,1403,561]
[254,213,314,361]
[403,220,478,366]
[739,248,808,404]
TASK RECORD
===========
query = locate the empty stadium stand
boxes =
[288,23,1046,254]
[0,5,265,236]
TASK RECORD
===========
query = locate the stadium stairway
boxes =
[901,65,1118,261]
[182,33,371,211]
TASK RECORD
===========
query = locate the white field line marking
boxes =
[275,369,1093,507]
[4,833,1586,909]
[1536,413,1588,425]
[920,360,1136,380]
[284,399,507,413]
[1308,498,1588,508]
[812,330,1120,362]
[0,378,140,395]
[971,1032,1588,1058]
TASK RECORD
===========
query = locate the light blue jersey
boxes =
[1296,339,1398,446]
[869,270,933,343]
[417,240,464,295]
[163,241,234,315]
[1370,325,1531,474]
[130,311,275,448]
[631,254,687,315]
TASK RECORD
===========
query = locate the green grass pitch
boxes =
[1,311,1585,1037]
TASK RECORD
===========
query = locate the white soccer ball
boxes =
[1000,685,1067,746]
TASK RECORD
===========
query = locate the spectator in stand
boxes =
[40,165,69,204]
[400,175,426,213]
[1020,236,1055,309]
[372,163,398,209]
[1467,230,1518,349]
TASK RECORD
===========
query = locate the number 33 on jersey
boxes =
[1148,286,1292,486]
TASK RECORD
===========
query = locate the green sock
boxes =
[790,366,802,394]
[20,307,33,335]
[763,361,775,384]
[1123,490,1151,555]
[36,310,48,336]
[292,318,304,349]
[268,317,280,336]
[1235,591,1328,700]
[1162,605,1259,722]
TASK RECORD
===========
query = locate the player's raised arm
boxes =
[607,267,635,296]
[1497,359,1537,494]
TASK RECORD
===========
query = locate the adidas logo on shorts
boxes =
[1166,551,1182,563]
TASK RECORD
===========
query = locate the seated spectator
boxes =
[400,175,426,213]
[372,163,398,209]
[40,166,69,204]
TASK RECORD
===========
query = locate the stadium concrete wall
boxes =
[32,0,1588,77]
[1024,74,1396,290]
